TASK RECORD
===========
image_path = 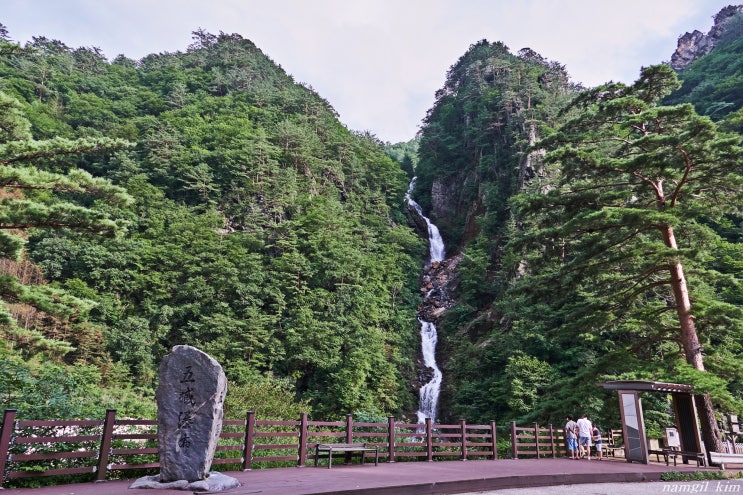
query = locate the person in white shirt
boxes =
[576,414,593,459]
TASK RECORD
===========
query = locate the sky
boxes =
[2,0,737,143]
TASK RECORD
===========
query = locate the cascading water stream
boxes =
[405,178,444,424]
[405,178,445,265]
[415,319,442,424]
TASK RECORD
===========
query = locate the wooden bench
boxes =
[603,442,623,457]
[602,430,624,457]
[654,448,706,467]
[314,443,379,468]
[710,451,743,470]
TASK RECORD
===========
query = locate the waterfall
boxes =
[405,178,445,264]
[416,319,443,423]
[406,178,444,424]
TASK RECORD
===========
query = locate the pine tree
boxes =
[0,91,132,340]
[513,65,743,452]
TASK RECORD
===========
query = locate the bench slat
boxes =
[314,443,379,469]
[710,451,743,470]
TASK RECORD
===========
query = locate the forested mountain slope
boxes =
[0,27,425,419]
[2,4,743,437]
[412,40,583,423]
[413,23,743,438]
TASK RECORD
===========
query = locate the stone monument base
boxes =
[130,471,240,492]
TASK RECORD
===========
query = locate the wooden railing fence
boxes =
[0,407,624,487]
[0,409,498,486]
[509,421,623,459]
[510,421,565,459]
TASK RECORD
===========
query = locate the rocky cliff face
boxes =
[418,254,462,323]
[430,170,484,245]
[670,5,743,70]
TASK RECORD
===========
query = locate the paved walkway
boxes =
[0,457,722,495]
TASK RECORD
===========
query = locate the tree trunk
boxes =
[662,224,724,455]
[695,393,724,454]
[662,226,704,368]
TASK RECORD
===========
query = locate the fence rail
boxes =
[0,409,498,486]
[0,408,621,487]
[508,421,623,460]
[510,421,561,459]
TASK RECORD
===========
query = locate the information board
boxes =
[620,391,647,463]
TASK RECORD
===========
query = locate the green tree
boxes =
[512,65,743,452]
[0,91,132,350]
[225,375,312,420]
[0,26,422,420]
[413,40,576,423]
[497,353,555,416]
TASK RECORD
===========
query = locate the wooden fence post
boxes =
[533,423,540,459]
[460,419,468,461]
[490,420,497,460]
[298,412,308,467]
[0,409,17,487]
[242,411,255,471]
[387,416,395,463]
[510,421,517,459]
[548,423,556,458]
[425,418,433,461]
[345,414,353,443]
[95,409,116,482]
[344,414,354,464]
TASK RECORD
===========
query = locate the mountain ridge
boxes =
[670,4,743,70]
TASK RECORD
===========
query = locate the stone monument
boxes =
[131,345,239,492]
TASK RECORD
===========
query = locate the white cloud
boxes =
[2,0,735,142]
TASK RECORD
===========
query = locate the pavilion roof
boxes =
[599,380,694,393]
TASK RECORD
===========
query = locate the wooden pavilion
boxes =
[600,380,704,465]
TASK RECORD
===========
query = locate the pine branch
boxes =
[0,137,132,166]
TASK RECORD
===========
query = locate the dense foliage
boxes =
[2,12,742,440]
[384,138,418,179]
[0,26,425,419]
[414,42,576,247]
[415,39,743,434]
[511,65,743,449]
[413,40,580,422]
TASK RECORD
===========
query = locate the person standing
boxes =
[592,424,604,460]
[576,413,593,460]
[564,416,579,459]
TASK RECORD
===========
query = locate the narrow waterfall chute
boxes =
[405,178,445,264]
[406,178,445,425]
[416,319,443,423]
